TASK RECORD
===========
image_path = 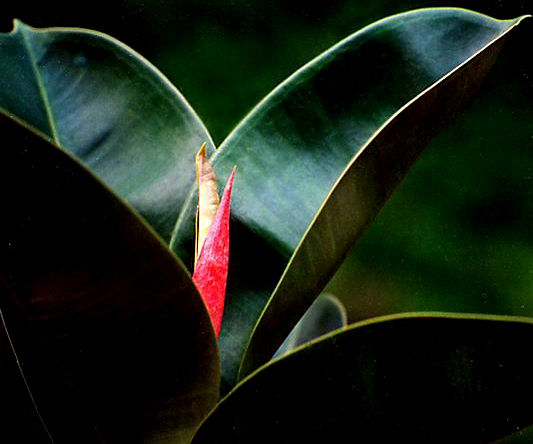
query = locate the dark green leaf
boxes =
[170,8,528,390]
[0,20,213,241]
[192,313,533,443]
[0,306,54,443]
[1,282,104,443]
[0,112,219,444]
[273,293,346,358]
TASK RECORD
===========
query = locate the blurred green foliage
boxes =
[4,0,532,321]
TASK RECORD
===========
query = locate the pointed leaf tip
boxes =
[193,168,236,338]
[195,143,220,267]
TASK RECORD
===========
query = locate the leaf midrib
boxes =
[19,25,60,145]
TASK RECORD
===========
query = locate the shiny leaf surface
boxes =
[0,21,213,241]
[171,8,527,389]
[239,11,529,378]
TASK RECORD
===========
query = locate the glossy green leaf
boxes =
[0,20,214,242]
[273,293,346,358]
[170,8,528,390]
[239,11,530,379]
[192,313,533,443]
[0,112,219,443]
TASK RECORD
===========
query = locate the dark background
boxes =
[3,0,532,321]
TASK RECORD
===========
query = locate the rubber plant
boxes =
[0,7,532,443]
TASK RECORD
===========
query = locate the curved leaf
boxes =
[239,11,530,378]
[0,112,219,444]
[171,8,528,389]
[0,20,214,241]
[273,293,346,358]
[192,313,533,443]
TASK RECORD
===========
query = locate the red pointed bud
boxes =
[193,167,235,338]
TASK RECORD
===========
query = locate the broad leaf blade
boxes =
[0,20,214,241]
[0,112,219,444]
[171,8,527,390]
[192,313,533,443]
[239,12,529,378]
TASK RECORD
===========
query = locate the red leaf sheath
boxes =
[193,168,235,338]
